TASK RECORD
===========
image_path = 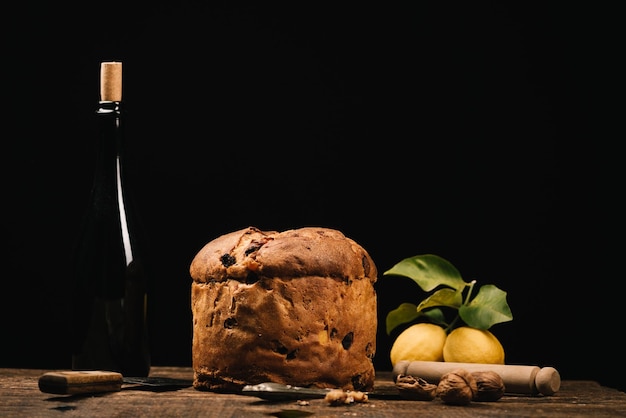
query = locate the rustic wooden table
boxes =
[2,367,625,417]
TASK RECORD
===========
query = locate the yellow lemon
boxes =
[442,326,505,364]
[390,323,447,366]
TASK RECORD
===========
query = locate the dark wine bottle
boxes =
[71,61,150,377]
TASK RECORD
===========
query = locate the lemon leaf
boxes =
[416,288,463,311]
[383,254,467,292]
[386,303,419,335]
[458,284,513,329]
[421,308,448,327]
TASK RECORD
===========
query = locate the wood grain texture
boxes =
[1,367,625,417]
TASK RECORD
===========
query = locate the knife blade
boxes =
[241,382,401,401]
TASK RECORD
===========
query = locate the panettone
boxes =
[189,226,378,392]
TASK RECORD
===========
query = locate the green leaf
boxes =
[458,284,513,329]
[383,254,467,292]
[385,303,419,335]
[421,308,448,327]
[416,288,463,312]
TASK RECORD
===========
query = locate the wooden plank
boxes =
[1,368,625,417]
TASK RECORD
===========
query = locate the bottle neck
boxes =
[97,100,122,114]
[95,100,124,161]
[93,100,134,265]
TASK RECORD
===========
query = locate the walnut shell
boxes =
[395,374,438,401]
[436,369,478,405]
[472,371,505,401]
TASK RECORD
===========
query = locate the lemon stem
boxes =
[445,280,477,333]
[446,316,459,333]
[464,280,477,305]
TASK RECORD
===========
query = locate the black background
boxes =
[3,3,623,392]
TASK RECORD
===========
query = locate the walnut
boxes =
[436,369,478,405]
[325,389,350,405]
[394,374,437,401]
[472,371,505,401]
[324,389,368,405]
[349,391,369,403]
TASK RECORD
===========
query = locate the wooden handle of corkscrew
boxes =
[392,360,560,396]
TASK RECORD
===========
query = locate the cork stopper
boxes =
[100,62,122,101]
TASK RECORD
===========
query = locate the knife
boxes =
[241,382,401,401]
[38,371,192,395]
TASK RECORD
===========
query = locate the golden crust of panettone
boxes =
[190,226,377,283]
